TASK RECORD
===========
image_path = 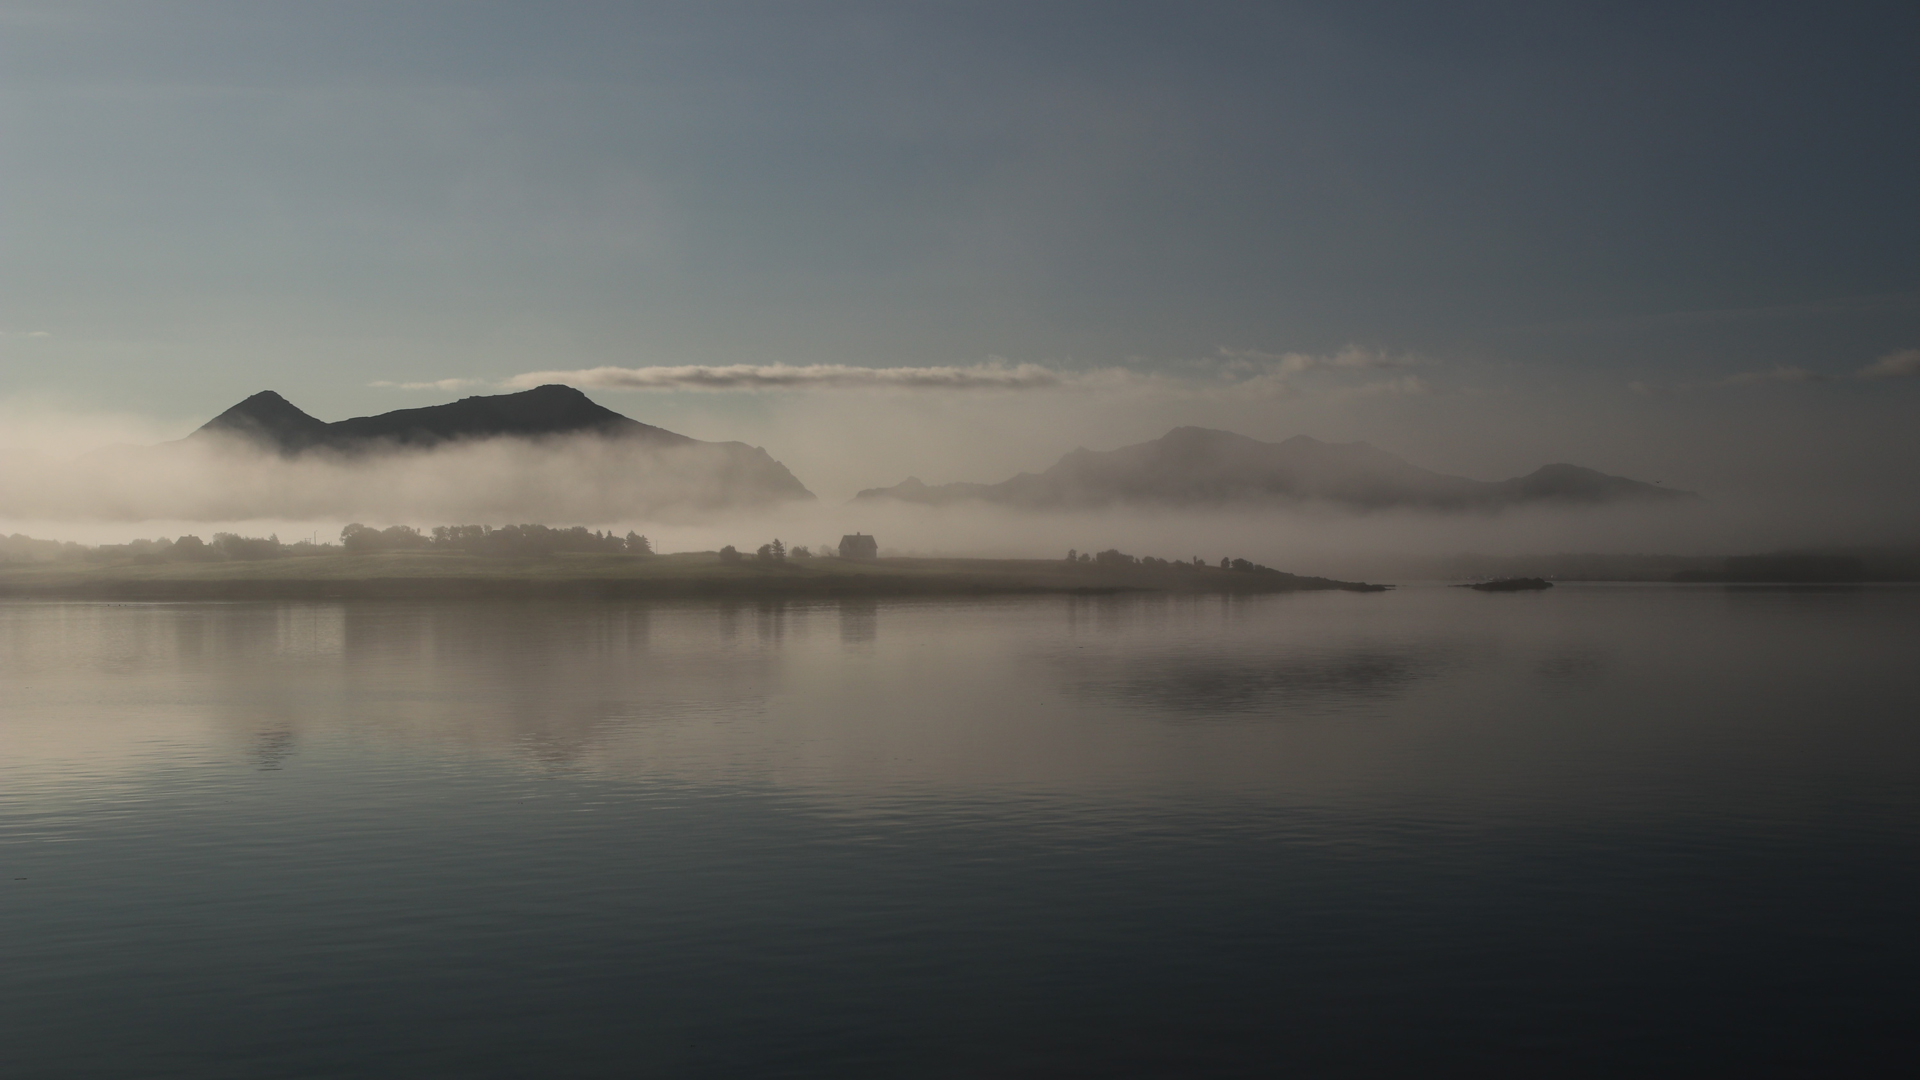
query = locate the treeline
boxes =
[2,532,331,565]
[2,533,86,562]
[341,523,652,557]
[2,525,657,564]
[1063,548,1293,575]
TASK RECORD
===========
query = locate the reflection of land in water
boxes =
[1095,649,1439,716]
[0,552,1388,601]
[4,588,1919,821]
[1533,651,1611,685]
[6,598,1918,1080]
[1047,592,1451,717]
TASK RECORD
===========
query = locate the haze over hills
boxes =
[8,384,817,520]
[856,426,1694,511]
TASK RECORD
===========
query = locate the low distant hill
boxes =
[856,426,1693,511]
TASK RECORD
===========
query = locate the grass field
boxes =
[0,552,1386,600]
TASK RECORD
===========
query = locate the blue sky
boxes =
[1,1,1916,505]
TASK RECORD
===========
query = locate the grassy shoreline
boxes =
[0,552,1387,600]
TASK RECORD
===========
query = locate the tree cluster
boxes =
[3,532,89,563]
[340,523,651,557]
[1222,557,1291,576]
[1,532,335,565]
[1061,548,1290,574]
[714,539,813,564]
[1064,548,1206,570]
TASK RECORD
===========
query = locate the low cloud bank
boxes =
[1859,348,1920,379]
[376,348,1431,400]
[1720,365,1830,386]
[1677,346,1920,388]
[502,362,1078,393]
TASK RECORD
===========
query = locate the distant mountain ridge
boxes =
[192,384,696,453]
[856,426,1693,510]
[186,384,815,505]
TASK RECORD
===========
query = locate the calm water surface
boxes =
[3,586,1917,1077]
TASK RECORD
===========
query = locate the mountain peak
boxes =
[187,384,703,454]
[192,390,332,451]
[177,385,815,504]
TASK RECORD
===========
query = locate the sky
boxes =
[1,1,1916,522]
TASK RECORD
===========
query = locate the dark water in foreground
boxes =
[2,586,1917,1077]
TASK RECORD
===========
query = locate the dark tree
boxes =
[718,545,742,563]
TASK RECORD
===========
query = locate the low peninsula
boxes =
[0,551,1387,601]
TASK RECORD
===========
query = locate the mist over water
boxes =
[3,401,1916,569]
[5,5,1919,1075]
[3,492,1908,585]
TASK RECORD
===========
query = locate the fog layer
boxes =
[3,372,1917,569]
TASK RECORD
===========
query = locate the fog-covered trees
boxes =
[213,533,282,561]
[1057,546,1213,571]
[333,523,660,557]
[342,523,428,554]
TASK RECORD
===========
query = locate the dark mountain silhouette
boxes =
[855,426,1693,511]
[195,391,335,452]
[186,384,814,504]
[191,384,697,453]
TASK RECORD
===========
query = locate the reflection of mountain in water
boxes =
[335,601,755,767]
[1074,648,1439,717]
[858,426,1692,511]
